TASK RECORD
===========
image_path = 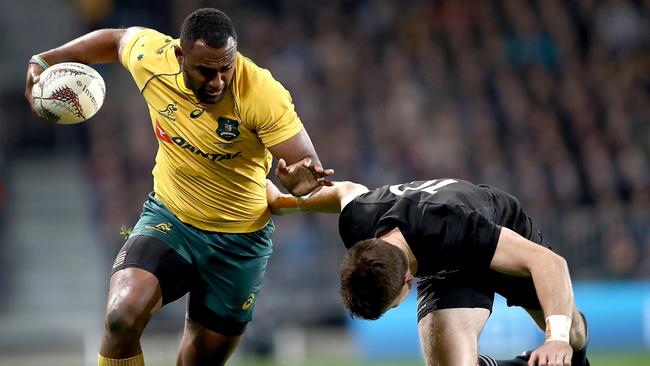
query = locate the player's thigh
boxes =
[416,272,495,323]
[177,228,272,364]
[184,222,274,336]
[186,250,271,337]
[107,235,198,324]
[418,308,490,366]
[416,277,494,366]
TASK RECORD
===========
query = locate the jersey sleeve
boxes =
[338,198,385,248]
[339,201,369,248]
[239,67,304,147]
[119,28,176,91]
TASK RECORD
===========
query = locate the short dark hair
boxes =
[339,238,408,320]
[180,8,237,49]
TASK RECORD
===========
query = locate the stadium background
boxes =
[0,0,649,365]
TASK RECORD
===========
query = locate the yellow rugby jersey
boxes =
[120,28,303,232]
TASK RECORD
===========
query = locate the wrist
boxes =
[30,55,51,70]
[545,315,571,343]
[269,195,303,215]
[295,195,307,211]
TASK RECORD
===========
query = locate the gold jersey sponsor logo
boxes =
[242,293,255,310]
[144,223,172,234]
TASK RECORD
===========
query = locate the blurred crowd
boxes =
[3,0,649,326]
[83,0,649,277]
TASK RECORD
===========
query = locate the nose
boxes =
[208,73,224,90]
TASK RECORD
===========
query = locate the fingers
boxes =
[276,158,288,174]
[280,158,334,175]
[528,351,571,366]
[538,355,548,366]
[313,164,335,177]
[31,67,42,84]
[309,164,334,179]
[25,64,43,115]
[297,159,334,175]
[318,178,334,186]
[555,351,571,366]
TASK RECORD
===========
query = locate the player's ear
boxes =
[174,45,183,65]
[404,271,414,288]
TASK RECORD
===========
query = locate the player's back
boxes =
[363,179,493,213]
[341,178,536,245]
[379,179,533,236]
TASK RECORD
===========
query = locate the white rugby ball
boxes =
[32,62,106,124]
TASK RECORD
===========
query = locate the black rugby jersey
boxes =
[338,179,535,277]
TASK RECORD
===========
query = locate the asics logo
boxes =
[190,109,205,118]
[242,293,255,310]
[144,223,172,234]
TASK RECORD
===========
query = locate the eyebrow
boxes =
[197,52,236,68]
[196,62,233,73]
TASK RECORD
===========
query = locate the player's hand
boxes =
[528,341,573,366]
[275,157,334,197]
[266,179,284,214]
[25,61,45,116]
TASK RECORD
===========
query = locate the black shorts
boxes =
[111,235,249,336]
[416,225,548,323]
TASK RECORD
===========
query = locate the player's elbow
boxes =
[533,249,569,278]
[548,250,568,271]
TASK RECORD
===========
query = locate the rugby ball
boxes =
[32,62,106,124]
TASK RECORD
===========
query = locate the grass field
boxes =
[3,352,648,366]
[228,352,650,366]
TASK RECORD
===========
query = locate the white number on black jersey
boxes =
[388,179,458,196]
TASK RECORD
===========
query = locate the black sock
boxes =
[478,354,528,366]
[572,347,589,366]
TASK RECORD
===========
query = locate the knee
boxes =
[569,311,588,350]
[104,304,148,338]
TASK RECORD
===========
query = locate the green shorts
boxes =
[122,193,274,332]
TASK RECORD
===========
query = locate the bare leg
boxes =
[176,316,242,366]
[99,268,163,358]
[418,308,490,366]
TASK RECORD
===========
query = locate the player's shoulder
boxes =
[348,185,390,205]
[125,28,175,48]
[121,28,179,76]
[233,52,285,98]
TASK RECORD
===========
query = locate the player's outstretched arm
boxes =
[24,27,144,113]
[490,227,574,366]
[269,129,334,197]
[266,179,367,215]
